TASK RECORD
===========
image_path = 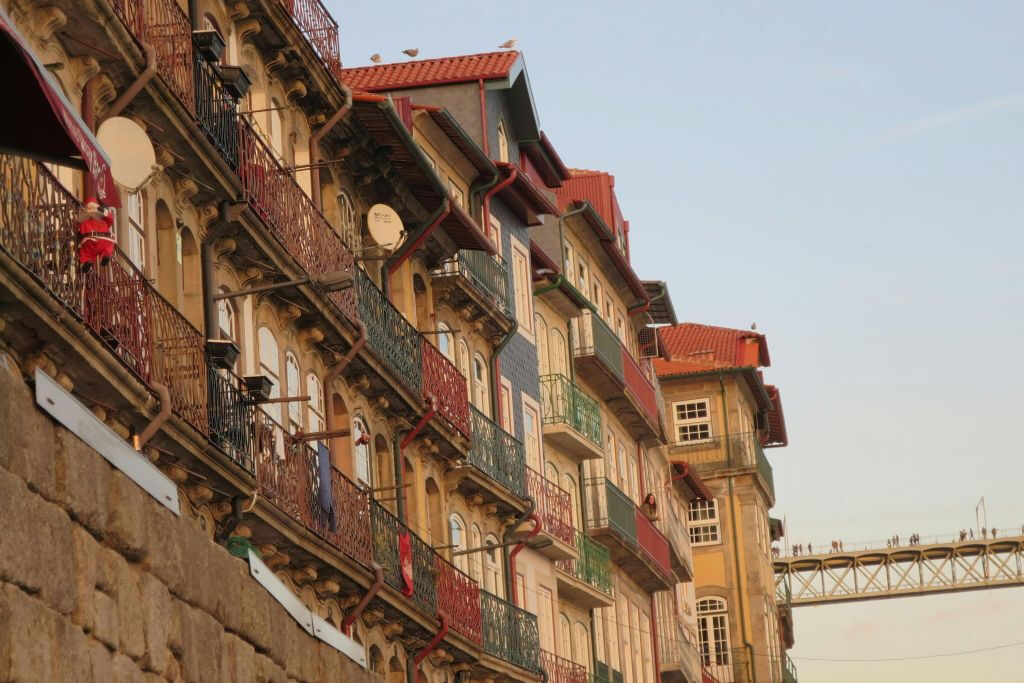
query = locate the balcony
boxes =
[433,251,515,337]
[782,654,798,683]
[668,434,775,504]
[520,466,577,560]
[371,500,438,616]
[539,374,604,462]
[658,616,701,683]
[555,531,614,608]
[656,497,695,582]
[354,268,422,396]
[584,478,674,592]
[572,311,660,442]
[436,553,482,645]
[193,49,240,169]
[542,650,588,683]
[421,338,470,439]
[111,0,195,114]
[481,590,541,673]
[276,0,342,75]
[446,407,527,515]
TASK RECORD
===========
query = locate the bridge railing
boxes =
[777,527,1024,558]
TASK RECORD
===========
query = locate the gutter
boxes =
[325,321,368,466]
[502,496,537,603]
[630,282,666,319]
[408,614,449,683]
[341,562,385,634]
[309,83,354,210]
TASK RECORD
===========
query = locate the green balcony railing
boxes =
[753,439,775,501]
[481,590,541,672]
[370,500,437,617]
[468,406,527,498]
[782,653,798,683]
[539,373,603,447]
[456,249,512,318]
[355,268,423,396]
[573,310,624,382]
[585,478,638,546]
[556,530,613,596]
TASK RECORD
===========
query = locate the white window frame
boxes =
[689,498,722,546]
[497,119,509,163]
[510,238,534,339]
[674,398,713,443]
[523,396,542,471]
[352,415,371,487]
[125,190,146,271]
[697,597,733,681]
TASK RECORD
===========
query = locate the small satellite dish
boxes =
[366,203,404,250]
[96,117,157,190]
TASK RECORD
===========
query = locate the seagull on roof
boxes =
[751,322,758,331]
[370,53,381,63]
[499,39,517,49]
[402,48,419,58]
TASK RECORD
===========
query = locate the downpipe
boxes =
[136,381,170,448]
[407,614,448,683]
[325,320,367,465]
[489,319,517,422]
[395,396,436,525]
[501,495,536,603]
[309,84,353,210]
[101,41,157,124]
[340,562,385,634]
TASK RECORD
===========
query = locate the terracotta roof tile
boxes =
[339,51,520,92]
[657,323,770,369]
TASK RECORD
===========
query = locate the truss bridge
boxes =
[774,535,1024,606]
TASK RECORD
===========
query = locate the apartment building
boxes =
[654,324,795,683]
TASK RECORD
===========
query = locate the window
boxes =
[472,353,489,415]
[269,97,284,157]
[497,120,509,163]
[457,341,471,387]
[550,330,567,376]
[307,373,325,434]
[337,189,359,250]
[535,315,549,375]
[285,352,302,433]
[563,240,573,276]
[469,524,483,583]
[216,290,238,372]
[576,256,588,293]
[353,415,371,487]
[258,327,282,424]
[539,586,555,651]
[689,499,721,546]
[523,403,541,470]
[559,614,572,659]
[545,461,558,484]
[591,279,602,313]
[511,242,533,333]
[500,379,513,432]
[449,514,467,573]
[437,322,452,359]
[489,214,502,256]
[674,399,712,443]
[484,534,503,598]
[562,474,580,529]
[125,190,146,270]
[572,622,590,670]
[697,598,732,678]
[616,440,628,492]
[616,313,625,343]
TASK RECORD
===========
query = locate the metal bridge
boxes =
[774,535,1024,606]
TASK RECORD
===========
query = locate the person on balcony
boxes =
[77,198,115,273]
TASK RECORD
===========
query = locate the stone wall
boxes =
[0,361,377,682]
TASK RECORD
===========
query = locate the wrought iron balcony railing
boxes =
[584,478,638,546]
[450,249,513,318]
[276,0,342,76]
[207,367,256,472]
[526,466,576,548]
[193,51,239,169]
[421,338,470,438]
[753,438,775,501]
[539,373,602,447]
[542,649,588,683]
[468,406,526,498]
[436,554,482,645]
[572,310,624,381]
[657,615,700,683]
[555,530,613,596]
[782,653,798,683]
[355,268,422,396]
[480,590,541,672]
[371,500,437,616]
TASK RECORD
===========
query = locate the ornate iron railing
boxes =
[300,446,373,569]
[436,555,482,644]
[468,406,526,498]
[585,478,637,546]
[572,310,624,382]
[480,590,541,672]
[542,649,588,683]
[110,0,195,114]
[657,615,700,683]
[253,410,304,522]
[193,52,239,169]
[354,268,422,395]
[237,117,358,322]
[421,338,470,438]
[556,531,613,596]
[276,0,342,75]
[782,653,798,683]
[370,500,438,617]
[539,373,602,447]
[621,348,660,431]
[754,439,775,501]
[526,466,575,548]
[207,367,255,472]
[451,249,512,317]
[635,508,673,580]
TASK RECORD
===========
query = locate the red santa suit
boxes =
[77,202,115,266]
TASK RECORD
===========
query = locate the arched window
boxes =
[258,327,282,423]
[307,373,325,434]
[697,597,732,678]
[269,97,284,157]
[469,524,483,583]
[285,352,301,433]
[125,190,146,271]
[449,513,467,573]
[484,533,503,598]
[559,614,572,659]
[217,290,236,341]
[497,120,509,163]
[437,322,452,359]
[545,461,558,485]
[535,314,549,375]
[572,622,591,670]
[336,189,359,250]
[425,478,443,546]
[472,353,489,415]
[458,341,471,404]
[562,473,580,530]
[352,415,370,487]
[551,329,568,376]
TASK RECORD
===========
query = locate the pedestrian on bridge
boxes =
[808,543,813,554]
[991,528,997,538]
[839,540,844,552]
[982,527,987,539]
[969,529,974,540]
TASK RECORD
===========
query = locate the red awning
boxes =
[0,6,119,206]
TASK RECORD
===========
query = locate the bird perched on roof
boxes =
[751,322,758,331]
[499,39,517,49]
[402,48,419,58]
[370,53,381,63]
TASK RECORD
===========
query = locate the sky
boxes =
[328,1,1024,680]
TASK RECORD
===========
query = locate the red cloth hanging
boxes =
[398,530,414,597]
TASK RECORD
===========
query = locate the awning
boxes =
[0,6,119,206]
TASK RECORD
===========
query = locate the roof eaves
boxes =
[569,200,648,306]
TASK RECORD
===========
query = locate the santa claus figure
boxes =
[77,198,115,273]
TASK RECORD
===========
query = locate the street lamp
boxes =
[212,270,354,301]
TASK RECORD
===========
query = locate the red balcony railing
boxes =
[436,555,482,644]
[526,466,575,548]
[301,450,373,569]
[421,338,470,438]
[253,410,305,522]
[635,508,673,580]
[621,348,659,431]
[237,117,357,323]
[110,0,195,114]
[542,650,588,683]
[277,0,342,75]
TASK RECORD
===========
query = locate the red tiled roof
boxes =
[658,323,770,369]
[339,51,520,92]
[763,384,789,448]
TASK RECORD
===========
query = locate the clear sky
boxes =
[329,1,1024,679]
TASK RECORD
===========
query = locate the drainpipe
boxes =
[101,42,158,124]
[309,84,353,211]
[720,371,756,682]
[481,165,517,233]
[408,614,449,683]
[324,321,368,465]
[136,381,170,448]
[387,199,450,284]
[488,316,517,423]
[650,596,662,681]
[215,495,248,542]
[394,396,436,525]
[187,0,201,29]
[341,562,385,634]
[501,496,537,603]
[507,513,541,607]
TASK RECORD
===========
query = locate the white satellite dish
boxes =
[96,116,157,191]
[366,203,404,250]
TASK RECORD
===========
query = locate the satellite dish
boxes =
[96,117,157,190]
[366,203,404,250]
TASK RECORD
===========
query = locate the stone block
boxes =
[238,575,273,655]
[93,589,120,650]
[177,602,223,683]
[54,427,111,536]
[0,583,57,681]
[138,573,173,675]
[86,636,115,682]
[53,617,90,683]
[142,499,186,597]
[70,525,100,631]
[0,366,58,502]
[220,632,256,682]
[254,653,288,683]
[106,470,149,561]
[112,653,146,683]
